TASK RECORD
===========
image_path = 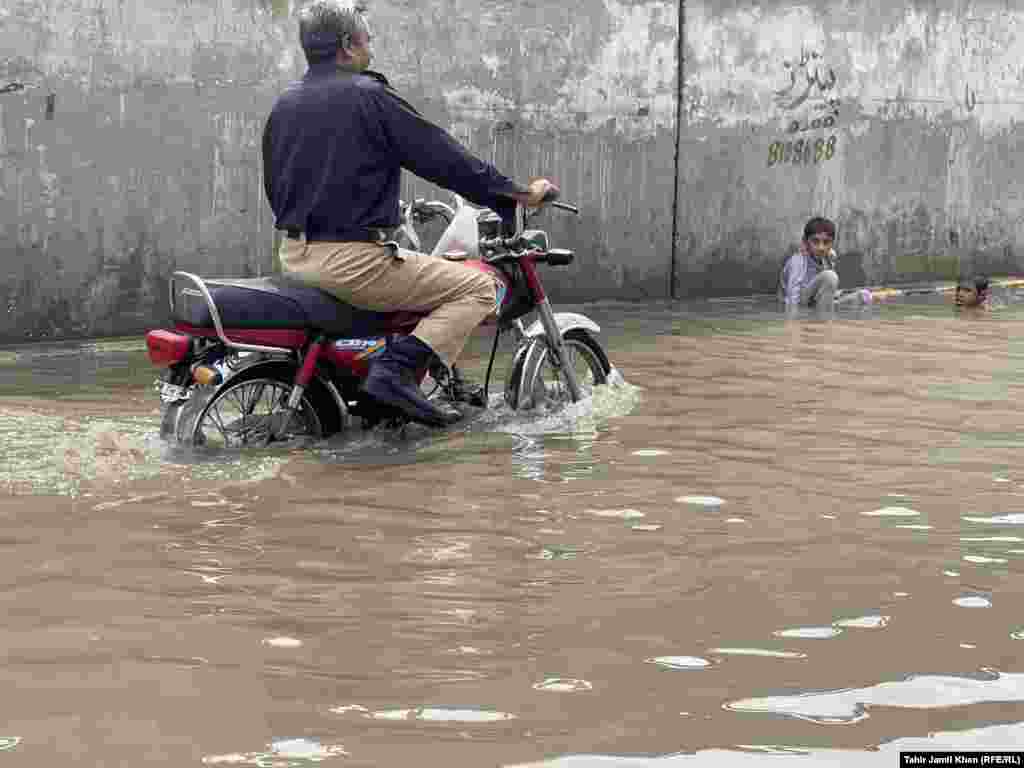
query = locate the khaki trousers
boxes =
[278,235,496,367]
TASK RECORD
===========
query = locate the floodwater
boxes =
[2,291,1024,766]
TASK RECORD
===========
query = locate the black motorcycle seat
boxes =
[174,276,394,337]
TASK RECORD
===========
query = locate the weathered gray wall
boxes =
[0,0,676,342]
[3,0,1024,340]
[677,0,1024,298]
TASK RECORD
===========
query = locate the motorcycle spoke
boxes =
[206,400,234,445]
[227,388,252,438]
[191,378,321,450]
[249,382,270,415]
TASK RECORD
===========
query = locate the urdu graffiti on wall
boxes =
[767,47,841,168]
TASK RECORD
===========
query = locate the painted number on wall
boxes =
[767,135,837,167]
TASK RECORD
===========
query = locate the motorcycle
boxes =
[144,193,614,448]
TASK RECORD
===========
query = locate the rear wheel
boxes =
[508,329,610,411]
[180,377,322,449]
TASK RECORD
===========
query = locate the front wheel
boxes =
[176,377,323,449]
[505,329,611,411]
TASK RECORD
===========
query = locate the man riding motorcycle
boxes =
[261,0,557,427]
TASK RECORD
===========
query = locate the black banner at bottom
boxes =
[900,753,1024,767]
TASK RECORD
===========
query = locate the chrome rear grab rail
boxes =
[169,271,295,355]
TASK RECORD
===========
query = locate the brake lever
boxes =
[551,201,580,215]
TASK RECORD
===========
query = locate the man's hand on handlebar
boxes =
[507,178,559,209]
[527,178,559,208]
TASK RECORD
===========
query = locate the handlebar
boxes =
[531,187,578,215]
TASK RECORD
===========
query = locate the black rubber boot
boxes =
[362,336,462,427]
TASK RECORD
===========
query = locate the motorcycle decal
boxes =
[354,339,387,360]
[335,338,384,351]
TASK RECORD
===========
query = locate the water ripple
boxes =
[861,506,920,517]
[834,615,890,629]
[368,707,516,723]
[773,627,843,639]
[676,496,725,507]
[963,514,1024,525]
[533,678,594,692]
[645,656,712,670]
[954,596,993,608]
[708,648,808,659]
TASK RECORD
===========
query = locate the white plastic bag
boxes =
[430,199,480,259]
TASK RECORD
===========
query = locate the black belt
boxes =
[284,227,394,242]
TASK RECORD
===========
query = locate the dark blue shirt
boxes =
[262,62,525,241]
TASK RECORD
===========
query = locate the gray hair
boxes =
[297,0,368,63]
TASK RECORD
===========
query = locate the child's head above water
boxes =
[955,274,990,308]
[802,217,836,261]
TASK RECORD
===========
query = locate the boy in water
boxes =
[780,217,870,310]
[955,274,991,311]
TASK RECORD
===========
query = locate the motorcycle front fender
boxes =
[503,314,603,411]
[520,312,601,339]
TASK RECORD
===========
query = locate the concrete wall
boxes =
[3,0,1024,340]
[677,0,1024,298]
[0,0,676,342]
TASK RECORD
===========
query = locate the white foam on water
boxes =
[677,495,725,507]
[646,656,712,670]
[270,739,347,759]
[202,738,348,764]
[632,449,669,457]
[586,508,646,519]
[493,378,640,438]
[896,524,934,530]
[724,670,1024,726]
[773,627,843,639]
[328,704,371,716]
[630,523,664,532]
[962,536,1024,543]
[963,514,1024,525]
[862,506,921,517]
[370,708,515,723]
[944,570,960,577]
[262,636,302,648]
[533,678,594,693]
[834,615,890,629]
[954,596,992,608]
[707,648,807,659]
[963,555,1008,564]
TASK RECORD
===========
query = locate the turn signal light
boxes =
[192,365,223,386]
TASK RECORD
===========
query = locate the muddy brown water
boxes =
[2,294,1024,766]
